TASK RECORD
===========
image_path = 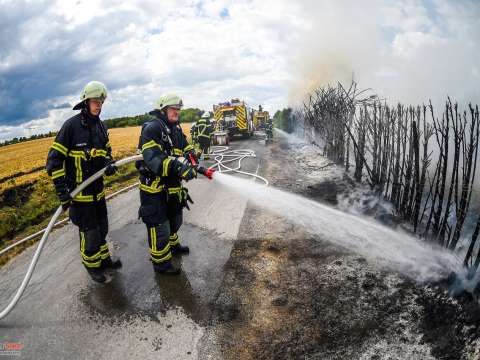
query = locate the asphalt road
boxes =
[0,135,267,359]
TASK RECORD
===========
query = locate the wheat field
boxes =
[0,124,192,193]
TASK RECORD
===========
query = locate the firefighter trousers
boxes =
[140,191,184,265]
[69,199,112,269]
[198,137,211,158]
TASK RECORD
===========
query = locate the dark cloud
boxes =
[0,0,294,140]
[0,51,98,125]
[0,1,151,125]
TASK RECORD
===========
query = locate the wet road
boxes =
[0,136,268,359]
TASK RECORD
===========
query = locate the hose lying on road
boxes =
[0,145,266,320]
[208,146,269,186]
[0,155,142,320]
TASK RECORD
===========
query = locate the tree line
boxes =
[1,108,206,146]
[273,108,295,133]
[104,108,204,128]
[294,82,480,275]
[0,132,57,147]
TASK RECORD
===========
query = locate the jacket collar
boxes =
[80,109,100,127]
[150,110,177,129]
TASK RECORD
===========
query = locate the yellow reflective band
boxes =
[75,157,82,184]
[172,148,183,156]
[169,233,179,246]
[106,142,112,148]
[152,178,160,188]
[150,244,171,256]
[150,252,172,263]
[89,148,108,157]
[139,182,164,194]
[183,144,194,152]
[68,150,87,160]
[151,227,157,253]
[51,168,65,180]
[197,123,211,138]
[82,251,103,261]
[82,259,102,268]
[168,187,185,202]
[162,158,171,177]
[142,140,162,152]
[74,189,105,202]
[81,232,86,253]
[51,142,68,156]
[74,192,93,202]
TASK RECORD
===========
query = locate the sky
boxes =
[0,0,479,141]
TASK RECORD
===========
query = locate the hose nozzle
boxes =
[198,166,215,180]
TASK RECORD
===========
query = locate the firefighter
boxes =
[136,93,197,275]
[46,81,121,283]
[196,112,213,160]
[190,121,198,146]
[265,118,274,141]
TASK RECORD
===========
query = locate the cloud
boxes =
[289,0,480,108]
[0,0,478,142]
[0,0,302,141]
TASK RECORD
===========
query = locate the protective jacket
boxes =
[46,109,113,203]
[195,118,213,140]
[136,111,194,224]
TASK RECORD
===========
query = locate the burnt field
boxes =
[206,136,480,360]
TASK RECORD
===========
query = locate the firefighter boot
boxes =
[171,244,190,255]
[169,233,189,255]
[153,261,181,275]
[102,256,123,270]
[86,268,107,283]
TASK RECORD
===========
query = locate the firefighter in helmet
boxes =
[265,117,274,141]
[46,81,121,283]
[196,111,213,160]
[136,93,198,275]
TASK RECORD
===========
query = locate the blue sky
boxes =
[0,0,479,141]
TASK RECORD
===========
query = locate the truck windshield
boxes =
[222,110,236,123]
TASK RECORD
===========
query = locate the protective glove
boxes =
[58,192,72,211]
[104,160,118,176]
[173,160,197,181]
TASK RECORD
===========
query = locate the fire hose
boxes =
[0,145,264,320]
[0,154,143,320]
[208,146,269,185]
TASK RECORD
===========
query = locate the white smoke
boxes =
[289,0,480,108]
